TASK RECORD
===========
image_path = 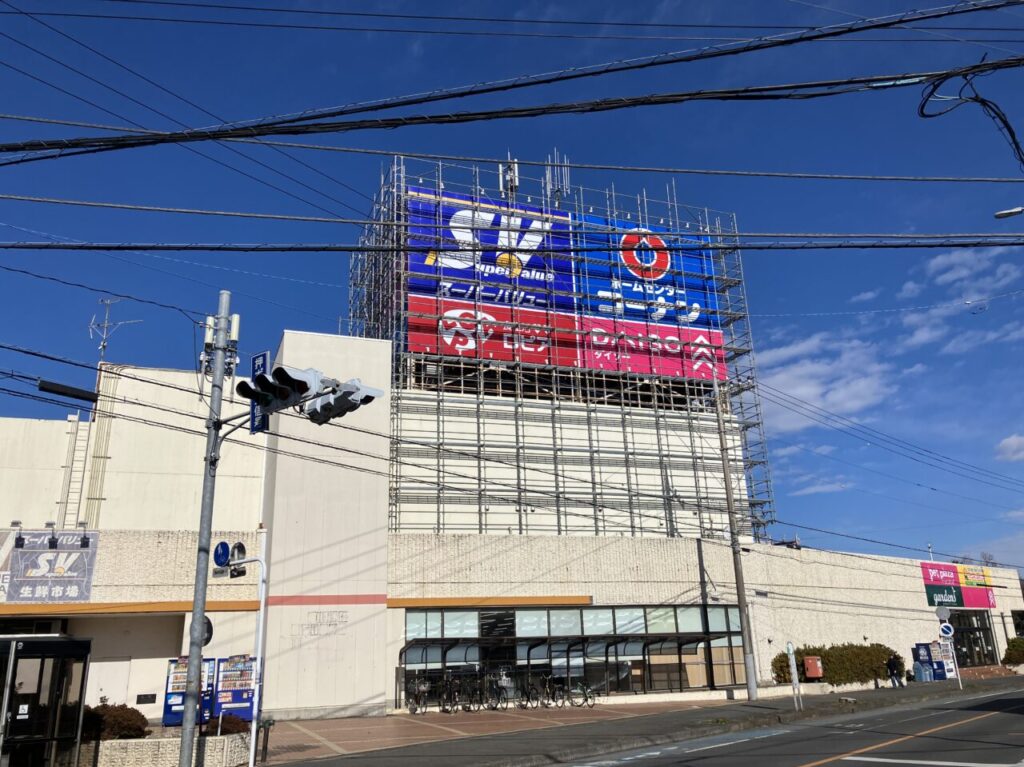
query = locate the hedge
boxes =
[1003,637,1024,665]
[81,703,151,740]
[771,643,904,686]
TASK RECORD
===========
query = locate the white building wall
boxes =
[260,332,392,719]
[389,534,1024,684]
[0,416,78,528]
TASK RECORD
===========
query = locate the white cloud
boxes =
[902,363,928,376]
[897,281,923,299]
[773,445,802,458]
[1003,509,1024,521]
[939,321,1024,355]
[791,481,848,496]
[849,289,880,304]
[812,444,837,455]
[757,333,829,368]
[996,434,1024,462]
[760,335,897,434]
[924,248,997,287]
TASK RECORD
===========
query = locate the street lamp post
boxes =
[994,207,1024,219]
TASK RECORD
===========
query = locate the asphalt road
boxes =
[567,688,1024,767]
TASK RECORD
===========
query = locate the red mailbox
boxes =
[804,656,824,680]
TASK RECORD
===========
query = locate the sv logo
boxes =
[428,209,550,277]
[26,552,81,577]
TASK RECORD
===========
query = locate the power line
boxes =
[0,263,203,319]
[3,113,1022,185]
[759,386,1024,493]
[83,0,1024,32]
[226,0,1022,131]
[4,57,1022,161]
[2,236,1024,252]
[7,8,1024,43]
[0,0,370,216]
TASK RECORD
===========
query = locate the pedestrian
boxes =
[886,654,904,688]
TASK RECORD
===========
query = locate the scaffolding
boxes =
[350,155,774,541]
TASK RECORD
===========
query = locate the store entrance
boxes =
[0,635,90,767]
[948,610,997,667]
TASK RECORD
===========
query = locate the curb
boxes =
[458,679,1024,767]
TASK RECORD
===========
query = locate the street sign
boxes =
[939,622,955,638]
[203,616,213,647]
[249,351,271,434]
[230,541,247,579]
[212,566,229,578]
[213,541,231,568]
[935,606,951,621]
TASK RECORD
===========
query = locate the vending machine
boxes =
[162,656,216,726]
[213,655,256,721]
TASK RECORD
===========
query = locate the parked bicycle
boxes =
[539,674,565,708]
[406,675,430,715]
[568,680,596,708]
[513,676,540,709]
[484,672,509,711]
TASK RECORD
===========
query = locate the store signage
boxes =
[3,531,99,603]
[574,214,719,330]
[920,562,995,610]
[580,317,726,380]
[405,187,575,312]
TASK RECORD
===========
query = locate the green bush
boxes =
[1003,637,1024,665]
[210,714,250,735]
[81,703,151,740]
[772,643,903,686]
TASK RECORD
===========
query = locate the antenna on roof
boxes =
[89,298,142,363]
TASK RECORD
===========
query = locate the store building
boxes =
[0,157,1021,721]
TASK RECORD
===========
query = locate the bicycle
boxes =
[484,673,507,711]
[539,674,565,708]
[568,680,596,708]
[406,676,430,715]
[514,678,539,709]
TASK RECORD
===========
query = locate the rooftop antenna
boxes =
[543,148,570,208]
[498,151,519,199]
[89,298,142,363]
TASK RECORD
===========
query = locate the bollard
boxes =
[258,717,276,764]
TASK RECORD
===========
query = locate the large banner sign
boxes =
[406,187,575,312]
[403,188,727,381]
[921,561,995,609]
[574,214,720,330]
[408,295,579,368]
[4,530,99,603]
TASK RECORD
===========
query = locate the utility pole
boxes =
[713,377,759,702]
[179,290,231,767]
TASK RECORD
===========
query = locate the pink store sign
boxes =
[920,562,959,587]
[580,317,726,381]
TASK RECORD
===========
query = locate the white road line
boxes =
[842,757,1018,766]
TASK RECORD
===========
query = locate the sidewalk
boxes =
[269,676,1024,766]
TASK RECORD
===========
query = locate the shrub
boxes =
[772,643,903,686]
[81,703,151,740]
[1003,637,1024,665]
[211,714,250,735]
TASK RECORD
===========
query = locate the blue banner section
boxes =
[406,186,575,312]
[573,214,720,330]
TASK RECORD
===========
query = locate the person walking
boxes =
[886,654,904,688]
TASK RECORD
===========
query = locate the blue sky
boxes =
[1,0,1023,567]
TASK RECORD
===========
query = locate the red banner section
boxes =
[919,561,996,609]
[407,296,727,381]
[407,296,579,367]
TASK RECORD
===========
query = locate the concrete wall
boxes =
[0,416,78,528]
[388,534,1024,684]
[261,332,392,719]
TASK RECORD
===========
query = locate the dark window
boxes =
[1012,610,1024,638]
[479,610,516,638]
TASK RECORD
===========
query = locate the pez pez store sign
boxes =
[920,562,995,609]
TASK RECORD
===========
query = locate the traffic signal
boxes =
[236,366,323,414]
[303,379,384,425]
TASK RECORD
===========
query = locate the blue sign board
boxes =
[405,186,575,312]
[573,214,720,330]
[249,351,270,434]
[213,541,231,568]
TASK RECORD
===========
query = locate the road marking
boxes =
[400,716,468,736]
[843,758,1017,766]
[796,703,1024,767]
[285,721,349,754]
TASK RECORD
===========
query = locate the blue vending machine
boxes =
[162,656,216,726]
[914,642,948,681]
[213,655,256,721]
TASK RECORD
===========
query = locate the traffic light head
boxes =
[236,366,323,414]
[302,379,384,425]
